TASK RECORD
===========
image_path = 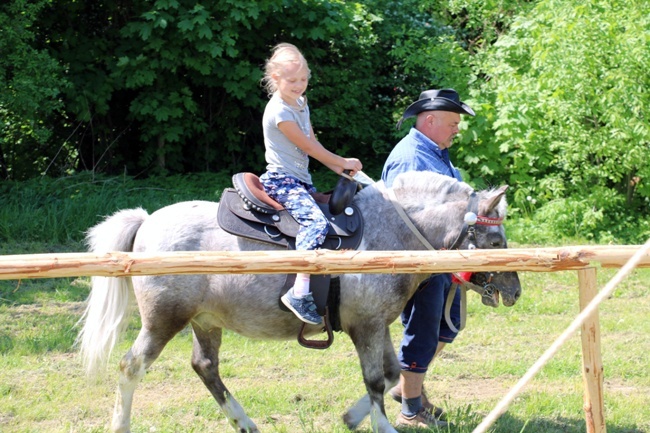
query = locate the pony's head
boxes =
[388,171,521,307]
[463,184,520,307]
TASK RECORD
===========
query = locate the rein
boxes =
[386,188,436,250]
[387,187,504,333]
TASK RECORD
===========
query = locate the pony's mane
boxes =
[367,170,508,219]
[389,171,473,207]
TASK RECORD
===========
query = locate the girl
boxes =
[260,43,363,325]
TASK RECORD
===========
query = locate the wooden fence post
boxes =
[578,267,606,433]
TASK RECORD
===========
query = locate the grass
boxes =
[0,172,231,244]
[1,265,649,433]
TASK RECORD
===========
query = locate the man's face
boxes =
[420,111,461,149]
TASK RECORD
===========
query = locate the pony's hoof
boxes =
[343,411,363,430]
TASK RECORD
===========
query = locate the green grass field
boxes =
[1,264,648,433]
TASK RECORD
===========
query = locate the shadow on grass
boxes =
[493,413,646,433]
[0,241,89,306]
[391,411,646,433]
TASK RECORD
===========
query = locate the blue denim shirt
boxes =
[381,128,462,187]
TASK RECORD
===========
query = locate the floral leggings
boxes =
[260,172,329,250]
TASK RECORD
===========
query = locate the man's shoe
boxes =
[281,291,322,325]
[395,407,448,428]
[388,385,445,420]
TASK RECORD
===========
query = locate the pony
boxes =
[77,171,521,433]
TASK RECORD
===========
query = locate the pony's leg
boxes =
[190,323,259,433]
[343,325,400,429]
[112,347,146,433]
[112,326,179,433]
[381,332,401,399]
[343,324,398,433]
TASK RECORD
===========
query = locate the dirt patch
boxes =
[604,379,650,396]
[8,301,85,318]
[424,375,514,403]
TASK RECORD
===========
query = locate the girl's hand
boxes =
[341,158,363,177]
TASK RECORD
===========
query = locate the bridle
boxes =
[447,191,504,250]
[387,188,505,333]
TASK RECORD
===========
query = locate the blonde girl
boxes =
[259,43,363,325]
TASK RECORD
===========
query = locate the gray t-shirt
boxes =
[262,93,312,184]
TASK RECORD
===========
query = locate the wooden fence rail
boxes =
[0,246,649,280]
[3,244,649,433]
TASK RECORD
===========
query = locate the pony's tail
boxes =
[76,207,149,376]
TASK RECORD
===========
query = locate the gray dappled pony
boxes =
[77,171,521,433]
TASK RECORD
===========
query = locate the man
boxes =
[381,88,475,428]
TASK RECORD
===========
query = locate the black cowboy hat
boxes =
[396,88,475,129]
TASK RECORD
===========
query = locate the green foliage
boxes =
[380,1,473,131]
[2,0,650,242]
[0,0,69,180]
[274,1,391,171]
[0,0,485,180]
[110,0,281,173]
[422,0,535,52]
[465,0,650,243]
[409,0,537,190]
[20,0,411,177]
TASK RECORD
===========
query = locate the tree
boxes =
[27,0,399,177]
[467,0,650,242]
[0,0,69,180]
[2,0,484,180]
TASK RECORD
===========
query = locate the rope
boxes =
[445,282,467,333]
[472,237,650,433]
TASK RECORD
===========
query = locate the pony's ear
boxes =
[480,185,509,214]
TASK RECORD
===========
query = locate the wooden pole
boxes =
[578,268,606,433]
[0,246,649,280]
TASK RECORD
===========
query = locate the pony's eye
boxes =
[490,241,502,248]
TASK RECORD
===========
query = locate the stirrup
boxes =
[298,306,334,349]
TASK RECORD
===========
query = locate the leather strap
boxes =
[444,283,466,334]
[298,307,335,349]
